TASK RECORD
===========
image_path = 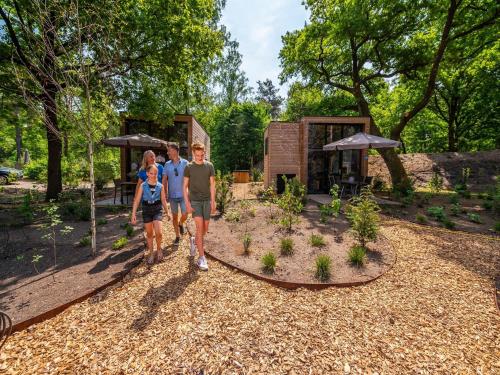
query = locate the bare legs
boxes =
[144,220,163,263]
[172,212,188,237]
[153,220,163,261]
[194,216,210,257]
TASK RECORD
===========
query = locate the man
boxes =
[163,142,189,245]
[183,142,216,271]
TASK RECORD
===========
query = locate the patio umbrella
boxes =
[323,132,401,151]
[103,134,169,148]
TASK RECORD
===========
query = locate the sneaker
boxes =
[179,224,185,235]
[197,256,208,271]
[174,237,180,245]
[189,236,197,257]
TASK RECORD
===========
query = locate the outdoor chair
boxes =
[113,179,121,204]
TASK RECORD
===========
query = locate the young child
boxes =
[131,164,170,264]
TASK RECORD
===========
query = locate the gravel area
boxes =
[0,217,498,374]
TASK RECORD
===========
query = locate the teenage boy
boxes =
[183,142,216,271]
[163,142,189,244]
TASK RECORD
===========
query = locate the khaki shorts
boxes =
[191,200,211,220]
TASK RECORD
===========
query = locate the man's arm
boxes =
[183,176,193,213]
[210,175,216,214]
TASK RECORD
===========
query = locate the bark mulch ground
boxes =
[0,217,498,374]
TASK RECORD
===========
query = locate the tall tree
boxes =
[280,0,499,188]
[0,0,224,200]
[255,79,284,120]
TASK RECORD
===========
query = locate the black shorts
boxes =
[142,202,162,223]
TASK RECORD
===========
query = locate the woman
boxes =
[131,164,170,264]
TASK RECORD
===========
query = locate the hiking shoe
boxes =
[197,256,208,271]
[189,236,197,257]
[179,224,185,235]
[174,237,180,245]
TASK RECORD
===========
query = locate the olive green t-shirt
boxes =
[184,161,215,201]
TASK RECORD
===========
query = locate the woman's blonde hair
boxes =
[141,150,155,170]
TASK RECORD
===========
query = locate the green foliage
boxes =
[250,168,263,182]
[450,203,461,216]
[315,254,332,282]
[416,214,427,224]
[371,177,386,192]
[223,208,241,223]
[215,170,234,215]
[60,195,91,221]
[24,160,47,181]
[428,172,444,194]
[261,252,277,274]
[276,176,304,232]
[287,177,307,206]
[242,233,252,255]
[310,234,326,247]
[449,193,460,205]
[79,236,91,247]
[32,253,43,274]
[442,218,456,229]
[392,178,416,200]
[112,237,128,250]
[125,223,135,237]
[97,218,108,226]
[346,188,380,248]
[494,222,500,233]
[467,213,482,224]
[280,237,294,256]
[427,206,446,222]
[17,191,34,224]
[255,79,284,120]
[348,245,366,267]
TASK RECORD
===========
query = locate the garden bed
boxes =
[205,201,395,286]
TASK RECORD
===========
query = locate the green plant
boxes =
[215,171,234,214]
[315,254,331,281]
[346,188,380,248]
[494,222,500,233]
[372,176,386,192]
[450,203,461,216]
[416,214,427,223]
[242,233,252,254]
[280,237,294,256]
[79,236,91,247]
[276,175,304,232]
[348,245,366,266]
[125,223,135,237]
[24,159,47,181]
[442,218,456,229]
[112,237,128,250]
[481,200,493,210]
[467,213,482,224]
[477,192,487,200]
[428,172,443,194]
[392,177,415,199]
[427,206,446,221]
[224,208,241,222]
[16,254,24,261]
[41,201,73,280]
[310,234,326,247]
[261,252,277,274]
[32,253,43,274]
[288,177,307,205]
[250,168,263,182]
[97,218,108,226]
[449,193,460,204]
[17,190,34,224]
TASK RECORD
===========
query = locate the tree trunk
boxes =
[447,96,458,152]
[15,111,22,169]
[43,87,62,201]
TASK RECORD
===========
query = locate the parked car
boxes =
[0,166,23,185]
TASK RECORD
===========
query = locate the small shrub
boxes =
[224,208,241,222]
[494,221,500,233]
[242,233,251,254]
[348,245,366,266]
[477,192,487,200]
[287,177,307,205]
[261,252,277,274]
[449,193,460,205]
[215,171,234,214]
[250,168,263,182]
[347,188,380,248]
[372,176,386,191]
[276,176,304,232]
[280,237,294,256]
[79,236,91,247]
[17,191,35,223]
[392,177,415,199]
[125,223,135,237]
[427,206,446,221]
[310,234,326,247]
[442,218,456,229]
[97,218,108,226]
[450,203,461,216]
[482,201,493,210]
[467,213,482,224]
[416,214,427,224]
[24,160,47,181]
[112,237,128,250]
[428,172,443,194]
[315,254,332,281]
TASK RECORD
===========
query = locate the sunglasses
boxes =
[174,168,178,177]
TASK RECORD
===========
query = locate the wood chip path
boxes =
[1,217,498,374]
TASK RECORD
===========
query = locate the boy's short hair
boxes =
[168,142,179,152]
[191,142,205,152]
[146,164,158,172]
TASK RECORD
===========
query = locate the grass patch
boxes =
[112,237,128,250]
[242,233,251,255]
[315,254,332,281]
[97,218,108,226]
[427,206,446,221]
[280,237,294,256]
[261,252,277,274]
[309,234,326,247]
[79,236,91,247]
[224,208,241,223]
[348,245,366,266]
[467,213,482,224]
